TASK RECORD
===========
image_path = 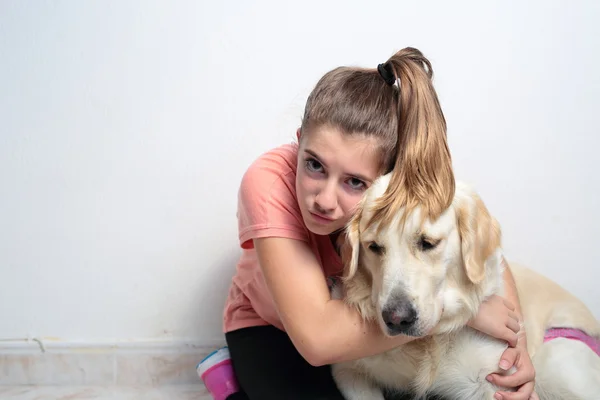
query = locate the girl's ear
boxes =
[296,128,301,141]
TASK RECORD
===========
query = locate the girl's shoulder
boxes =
[237,142,307,249]
[240,142,299,190]
[247,142,298,175]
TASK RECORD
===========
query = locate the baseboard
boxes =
[0,338,225,386]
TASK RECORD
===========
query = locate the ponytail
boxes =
[368,47,455,230]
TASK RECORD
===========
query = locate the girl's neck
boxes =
[329,231,343,255]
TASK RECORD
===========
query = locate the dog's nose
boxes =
[382,301,418,335]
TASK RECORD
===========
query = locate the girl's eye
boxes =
[306,159,323,173]
[347,177,366,190]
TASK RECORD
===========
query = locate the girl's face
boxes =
[296,125,382,236]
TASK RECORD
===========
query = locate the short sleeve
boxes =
[237,145,309,249]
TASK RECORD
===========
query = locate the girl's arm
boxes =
[467,259,526,346]
[254,236,419,367]
[469,259,536,400]
[502,261,527,348]
[488,261,536,400]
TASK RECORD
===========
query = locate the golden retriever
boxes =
[331,175,600,400]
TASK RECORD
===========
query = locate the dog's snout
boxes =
[381,298,418,336]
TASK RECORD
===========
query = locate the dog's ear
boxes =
[455,190,501,284]
[341,210,361,280]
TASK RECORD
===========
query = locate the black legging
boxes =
[224,325,445,400]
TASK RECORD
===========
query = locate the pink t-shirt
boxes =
[222,142,344,333]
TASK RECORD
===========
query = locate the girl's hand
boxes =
[487,345,537,400]
[468,294,521,347]
[470,295,537,399]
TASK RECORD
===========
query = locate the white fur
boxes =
[332,177,600,400]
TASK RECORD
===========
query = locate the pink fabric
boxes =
[544,328,600,357]
[222,143,343,333]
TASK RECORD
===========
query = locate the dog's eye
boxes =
[368,242,384,255]
[418,236,439,252]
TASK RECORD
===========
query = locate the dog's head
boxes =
[341,175,503,337]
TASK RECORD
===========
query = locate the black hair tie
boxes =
[377,63,396,86]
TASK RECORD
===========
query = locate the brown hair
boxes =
[301,60,399,172]
[301,47,455,229]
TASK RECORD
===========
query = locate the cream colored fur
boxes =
[331,175,600,400]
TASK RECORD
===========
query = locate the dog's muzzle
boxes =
[381,293,419,336]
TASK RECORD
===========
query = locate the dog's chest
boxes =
[354,346,421,387]
[357,329,509,397]
[426,329,510,398]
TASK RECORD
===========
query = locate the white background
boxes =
[1,0,598,343]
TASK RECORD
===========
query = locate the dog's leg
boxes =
[533,338,600,400]
[331,363,386,400]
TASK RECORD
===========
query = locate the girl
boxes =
[213,47,535,400]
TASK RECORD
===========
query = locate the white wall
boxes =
[1,0,598,344]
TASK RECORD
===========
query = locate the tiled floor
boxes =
[0,385,210,399]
